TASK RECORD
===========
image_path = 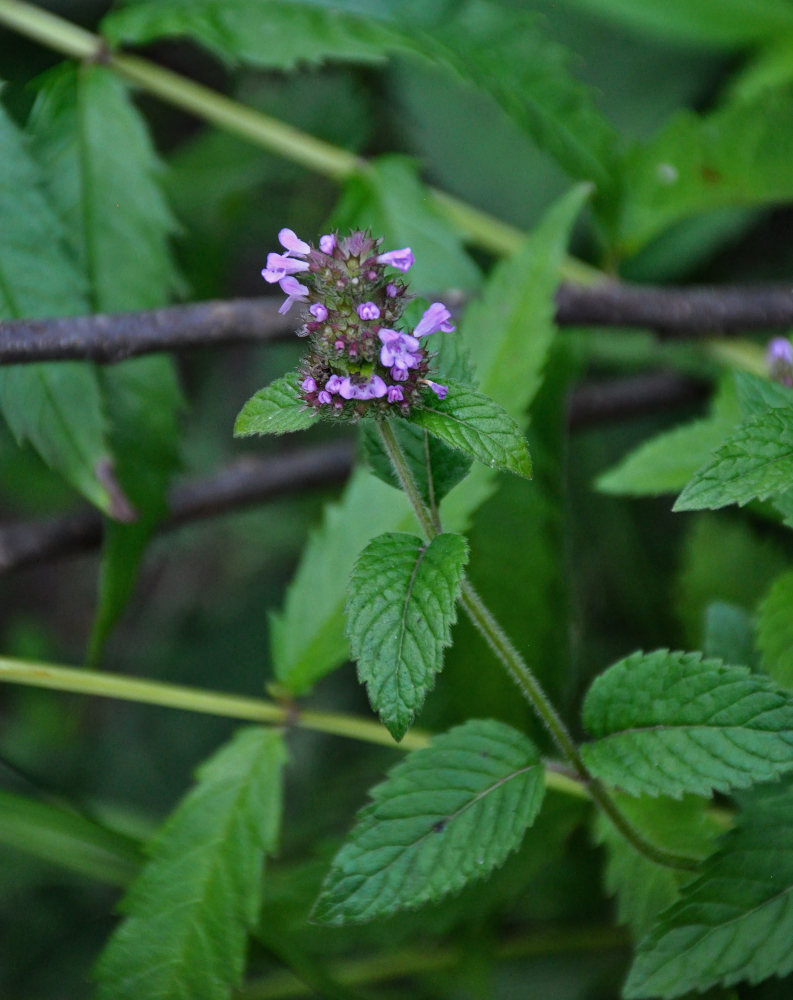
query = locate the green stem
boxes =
[0,0,605,283]
[377,420,699,872]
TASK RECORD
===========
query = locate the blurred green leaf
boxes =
[0,101,113,512]
[95,727,286,1000]
[703,600,756,667]
[617,91,793,256]
[347,531,468,739]
[758,570,793,689]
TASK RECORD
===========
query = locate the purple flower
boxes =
[414,302,455,338]
[387,385,404,403]
[768,337,793,386]
[339,375,387,400]
[319,233,336,254]
[261,252,310,283]
[386,283,399,298]
[278,275,309,314]
[391,366,409,382]
[318,390,332,404]
[377,247,414,272]
[301,376,317,393]
[357,301,381,321]
[279,228,310,257]
[425,380,448,400]
[325,375,344,393]
[309,303,328,322]
[378,328,421,371]
[334,339,345,351]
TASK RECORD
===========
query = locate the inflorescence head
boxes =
[261,228,453,420]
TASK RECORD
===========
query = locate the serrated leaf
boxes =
[271,188,584,691]
[409,381,532,479]
[625,784,793,998]
[332,156,481,292]
[0,100,113,512]
[581,648,793,797]
[234,373,319,437]
[674,407,793,512]
[27,62,183,658]
[758,571,793,690]
[617,92,793,255]
[105,2,617,188]
[733,369,793,418]
[94,727,286,1000]
[312,719,545,924]
[359,420,472,507]
[594,793,720,941]
[347,532,468,740]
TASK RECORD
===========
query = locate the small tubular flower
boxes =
[425,380,448,400]
[768,337,793,386]
[278,275,309,314]
[278,228,310,256]
[377,247,414,272]
[357,301,381,321]
[309,303,328,322]
[261,252,310,283]
[414,302,455,338]
[378,328,421,371]
[319,233,336,254]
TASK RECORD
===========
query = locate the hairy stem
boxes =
[378,420,699,872]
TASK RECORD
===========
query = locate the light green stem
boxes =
[0,0,604,282]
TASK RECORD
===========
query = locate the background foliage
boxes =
[2,0,793,997]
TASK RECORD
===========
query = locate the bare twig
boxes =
[1,281,792,365]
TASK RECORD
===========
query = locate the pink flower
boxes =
[377,247,414,272]
[387,385,404,403]
[357,301,381,321]
[261,252,309,283]
[278,275,309,314]
[319,233,336,254]
[339,375,387,400]
[309,303,328,322]
[414,302,454,338]
[301,376,317,392]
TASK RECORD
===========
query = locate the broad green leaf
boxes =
[95,727,286,1000]
[270,188,585,691]
[0,101,113,512]
[234,373,319,437]
[270,469,413,693]
[28,62,183,658]
[594,793,720,940]
[359,420,473,506]
[347,532,468,740]
[581,648,793,797]
[88,357,184,663]
[0,789,141,888]
[332,156,481,292]
[105,2,618,188]
[733,369,793,418]
[29,63,179,313]
[625,784,793,998]
[758,571,793,690]
[559,0,793,47]
[617,92,793,256]
[312,719,545,924]
[409,381,532,479]
[673,407,793,512]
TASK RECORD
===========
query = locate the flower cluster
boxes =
[767,337,793,387]
[261,228,453,418]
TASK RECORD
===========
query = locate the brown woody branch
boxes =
[0,372,701,573]
[1,281,791,365]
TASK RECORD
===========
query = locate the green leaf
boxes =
[332,155,481,292]
[312,719,545,924]
[270,469,413,693]
[559,0,793,47]
[594,793,720,940]
[596,375,740,497]
[581,648,793,797]
[702,600,756,668]
[234,373,319,437]
[105,3,618,188]
[94,727,286,1000]
[617,91,793,255]
[409,381,532,479]
[28,62,184,657]
[0,100,114,512]
[271,188,585,691]
[733,369,793,418]
[29,62,179,312]
[673,406,793,512]
[758,571,793,690]
[625,784,793,998]
[347,532,468,740]
[88,358,184,663]
[359,420,473,507]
